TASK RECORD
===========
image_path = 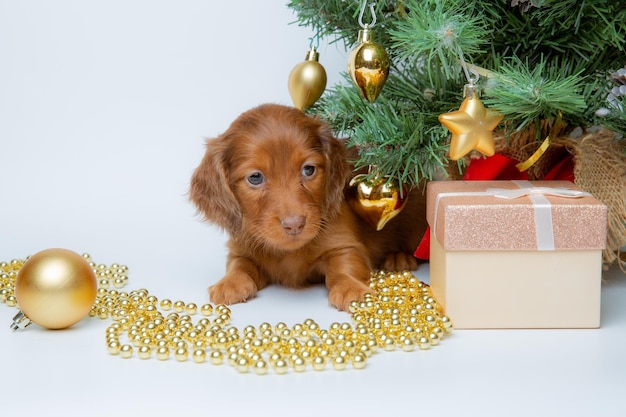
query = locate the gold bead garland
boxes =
[1,253,453,374]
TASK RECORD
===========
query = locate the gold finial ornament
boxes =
[288,46,327,110]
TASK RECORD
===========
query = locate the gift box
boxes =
[427,180,607,329]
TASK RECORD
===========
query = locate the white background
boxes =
[1,1,625,416]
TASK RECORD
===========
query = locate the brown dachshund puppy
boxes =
[190,104,426,311]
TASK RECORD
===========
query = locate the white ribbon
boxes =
[485,185,591,200]
[433,180,591,251]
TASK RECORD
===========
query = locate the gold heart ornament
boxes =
[347,174,408,231]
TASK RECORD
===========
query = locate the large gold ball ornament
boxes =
[347,174,408,231]
[288,47,327,110]
[11,248,97,330]
[348,28,390,103]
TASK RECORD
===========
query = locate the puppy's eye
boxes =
[247,172,265,186]
[301,165,316,178]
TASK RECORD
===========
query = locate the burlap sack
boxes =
[563,130,626,271]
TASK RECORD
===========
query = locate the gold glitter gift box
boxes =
[427,180,607,329]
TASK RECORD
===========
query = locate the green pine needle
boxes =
[483,57,587,131]
[389,0,489,84]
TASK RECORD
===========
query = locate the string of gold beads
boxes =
[1,254,453,375]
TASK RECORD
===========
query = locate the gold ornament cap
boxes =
[463,83,477,99]
[357,27,373,43]
[304,47,319,62]
[11,248,97,330]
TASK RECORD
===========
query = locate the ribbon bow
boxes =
[486,187,591,200]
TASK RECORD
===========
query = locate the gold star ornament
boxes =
[439,95,504,161]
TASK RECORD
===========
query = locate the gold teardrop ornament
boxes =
[347,27,390,103]
[288,47,327,110]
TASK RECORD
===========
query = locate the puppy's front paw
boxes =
[209,273,258,305]
[328,280,373,312]
[382,252,418,271]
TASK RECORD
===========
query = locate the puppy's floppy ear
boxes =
[190,136,242,232]
[317,122,349,218]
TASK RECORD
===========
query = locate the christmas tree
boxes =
[288,0,626,267]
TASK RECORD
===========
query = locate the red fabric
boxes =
[543,154,574,181]
[413,226,430,260]
[463,154,528,180]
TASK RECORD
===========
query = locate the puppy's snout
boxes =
[281,216,306,235]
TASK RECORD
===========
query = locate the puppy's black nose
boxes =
[281,216,306,235]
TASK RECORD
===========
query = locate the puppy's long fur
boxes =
[190,104,426,311]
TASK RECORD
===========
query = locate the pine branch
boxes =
[487,1,626,76]
[289,0,626,180]
[347,100,450,185]
[482,56,587,131]
[598,105,626,138]
[595,69,626,136]
[287,0,406,48]
[388,0,490,84]
[309,73,451,185]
